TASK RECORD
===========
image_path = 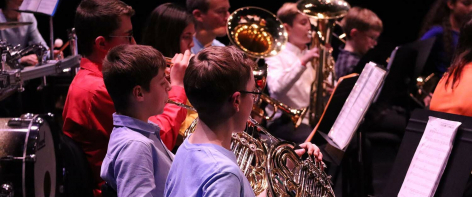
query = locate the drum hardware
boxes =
[1,183,14,197]
[0,22,32,30]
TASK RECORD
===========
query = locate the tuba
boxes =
[227,7,308,128]
[297,0,351,126]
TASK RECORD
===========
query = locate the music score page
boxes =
[398,116,461,197]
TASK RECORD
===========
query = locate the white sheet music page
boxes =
[328,62,386,150]
[19,0,59,16]
[398,116,461,197]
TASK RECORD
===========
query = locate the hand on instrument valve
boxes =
[300,47,319,67]
[170,49,193,87]
[19,54,38,66]
[294,141,323,162]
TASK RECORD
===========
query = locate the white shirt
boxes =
[265,42,316,125]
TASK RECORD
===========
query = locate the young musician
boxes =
[430,16,472,116]
[141,3,197,149]
[0,0,49,66]
[264,3,319,143]
[186,0,229,53]
[100,45,175,196]
[62,0,189,194]
[164,46,323,197]
[420,0,472,76]
[335,7,383,79]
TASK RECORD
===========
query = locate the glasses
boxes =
[109,35,134,43]
[239,88,262,102]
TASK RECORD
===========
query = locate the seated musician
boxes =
[141,3,197,150]
[62,0,189,195]
[264,3,319,143]
[100,45,175,196]
[430,16,472,117]
[335,7,383,79]
[164,46,323,197]
[186,0,229,54]
[0,0,48,66]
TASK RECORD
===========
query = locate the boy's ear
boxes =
[447,0,455,10]
[94,36,109,53]
[230,92,242,112]
[349,28,359,38]
[283,23,292,34]
[132,86,145,102]
[192,9,204,23]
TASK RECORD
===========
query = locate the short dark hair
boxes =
[184,46,254,122]
[340,7,383,39]
[142,3,193,57]
[75,0,135,57]
[103,45,166,113]
[186,0,210,13]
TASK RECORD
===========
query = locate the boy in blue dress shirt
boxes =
[100,44,189,196]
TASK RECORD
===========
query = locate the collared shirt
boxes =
[191,36,225,54]
[0,10,48,49]
[335,47,361,80]
[265,42,316,125]
[101,114,174,197]
[164,137,255,197]
[63,57,187,195]
[431,63,472,117]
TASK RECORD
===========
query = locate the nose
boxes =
[189,40,195,49]
[131,37,137,45]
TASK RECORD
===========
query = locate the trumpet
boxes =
[166,99,195,111]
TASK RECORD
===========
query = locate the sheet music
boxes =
[328,62,386,150]
[398,116,461,197]
[19,0,59,16]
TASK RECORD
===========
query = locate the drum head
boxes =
[32,118,56,197]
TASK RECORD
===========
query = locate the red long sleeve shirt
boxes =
[62,58,187,195]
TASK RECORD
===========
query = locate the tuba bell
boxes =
[297,0,351,126]
[227,7,309,127]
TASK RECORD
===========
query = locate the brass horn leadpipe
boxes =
[166,99,196,111]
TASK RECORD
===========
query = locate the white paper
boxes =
[328,62,386,149]
[19,0,59,16]
[398,116,462,197]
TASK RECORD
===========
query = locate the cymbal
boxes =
[0,22,32,30]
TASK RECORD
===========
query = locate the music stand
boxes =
[383,109,472,197]
[306,73,359,165]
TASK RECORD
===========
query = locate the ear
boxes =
[230,92,242,112]
[192,9,204,23]
[132,85,145,102]
[283,23,292,34]
[349,28,359,39]
[94,36,109,53]
[447,0,455,10]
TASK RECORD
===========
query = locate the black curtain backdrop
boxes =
[34,0,436,60]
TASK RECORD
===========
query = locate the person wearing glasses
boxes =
[164,46,323,197]
[335,7,383,79]
[62,0,190,195]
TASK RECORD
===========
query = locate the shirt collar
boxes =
[338,46,362,57]
[80,57,103,77]
[112,113,161,137]
[285,42,306,56]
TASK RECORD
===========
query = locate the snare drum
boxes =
[0,113,61,197]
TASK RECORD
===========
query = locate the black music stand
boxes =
[383,109,472,197]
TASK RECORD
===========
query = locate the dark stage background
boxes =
[35,0,435,61]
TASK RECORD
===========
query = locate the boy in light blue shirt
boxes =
[100,44,190,196]
[164,46,323,197]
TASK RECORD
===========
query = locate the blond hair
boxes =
[340,7,383,39]
[276,3,300,26]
